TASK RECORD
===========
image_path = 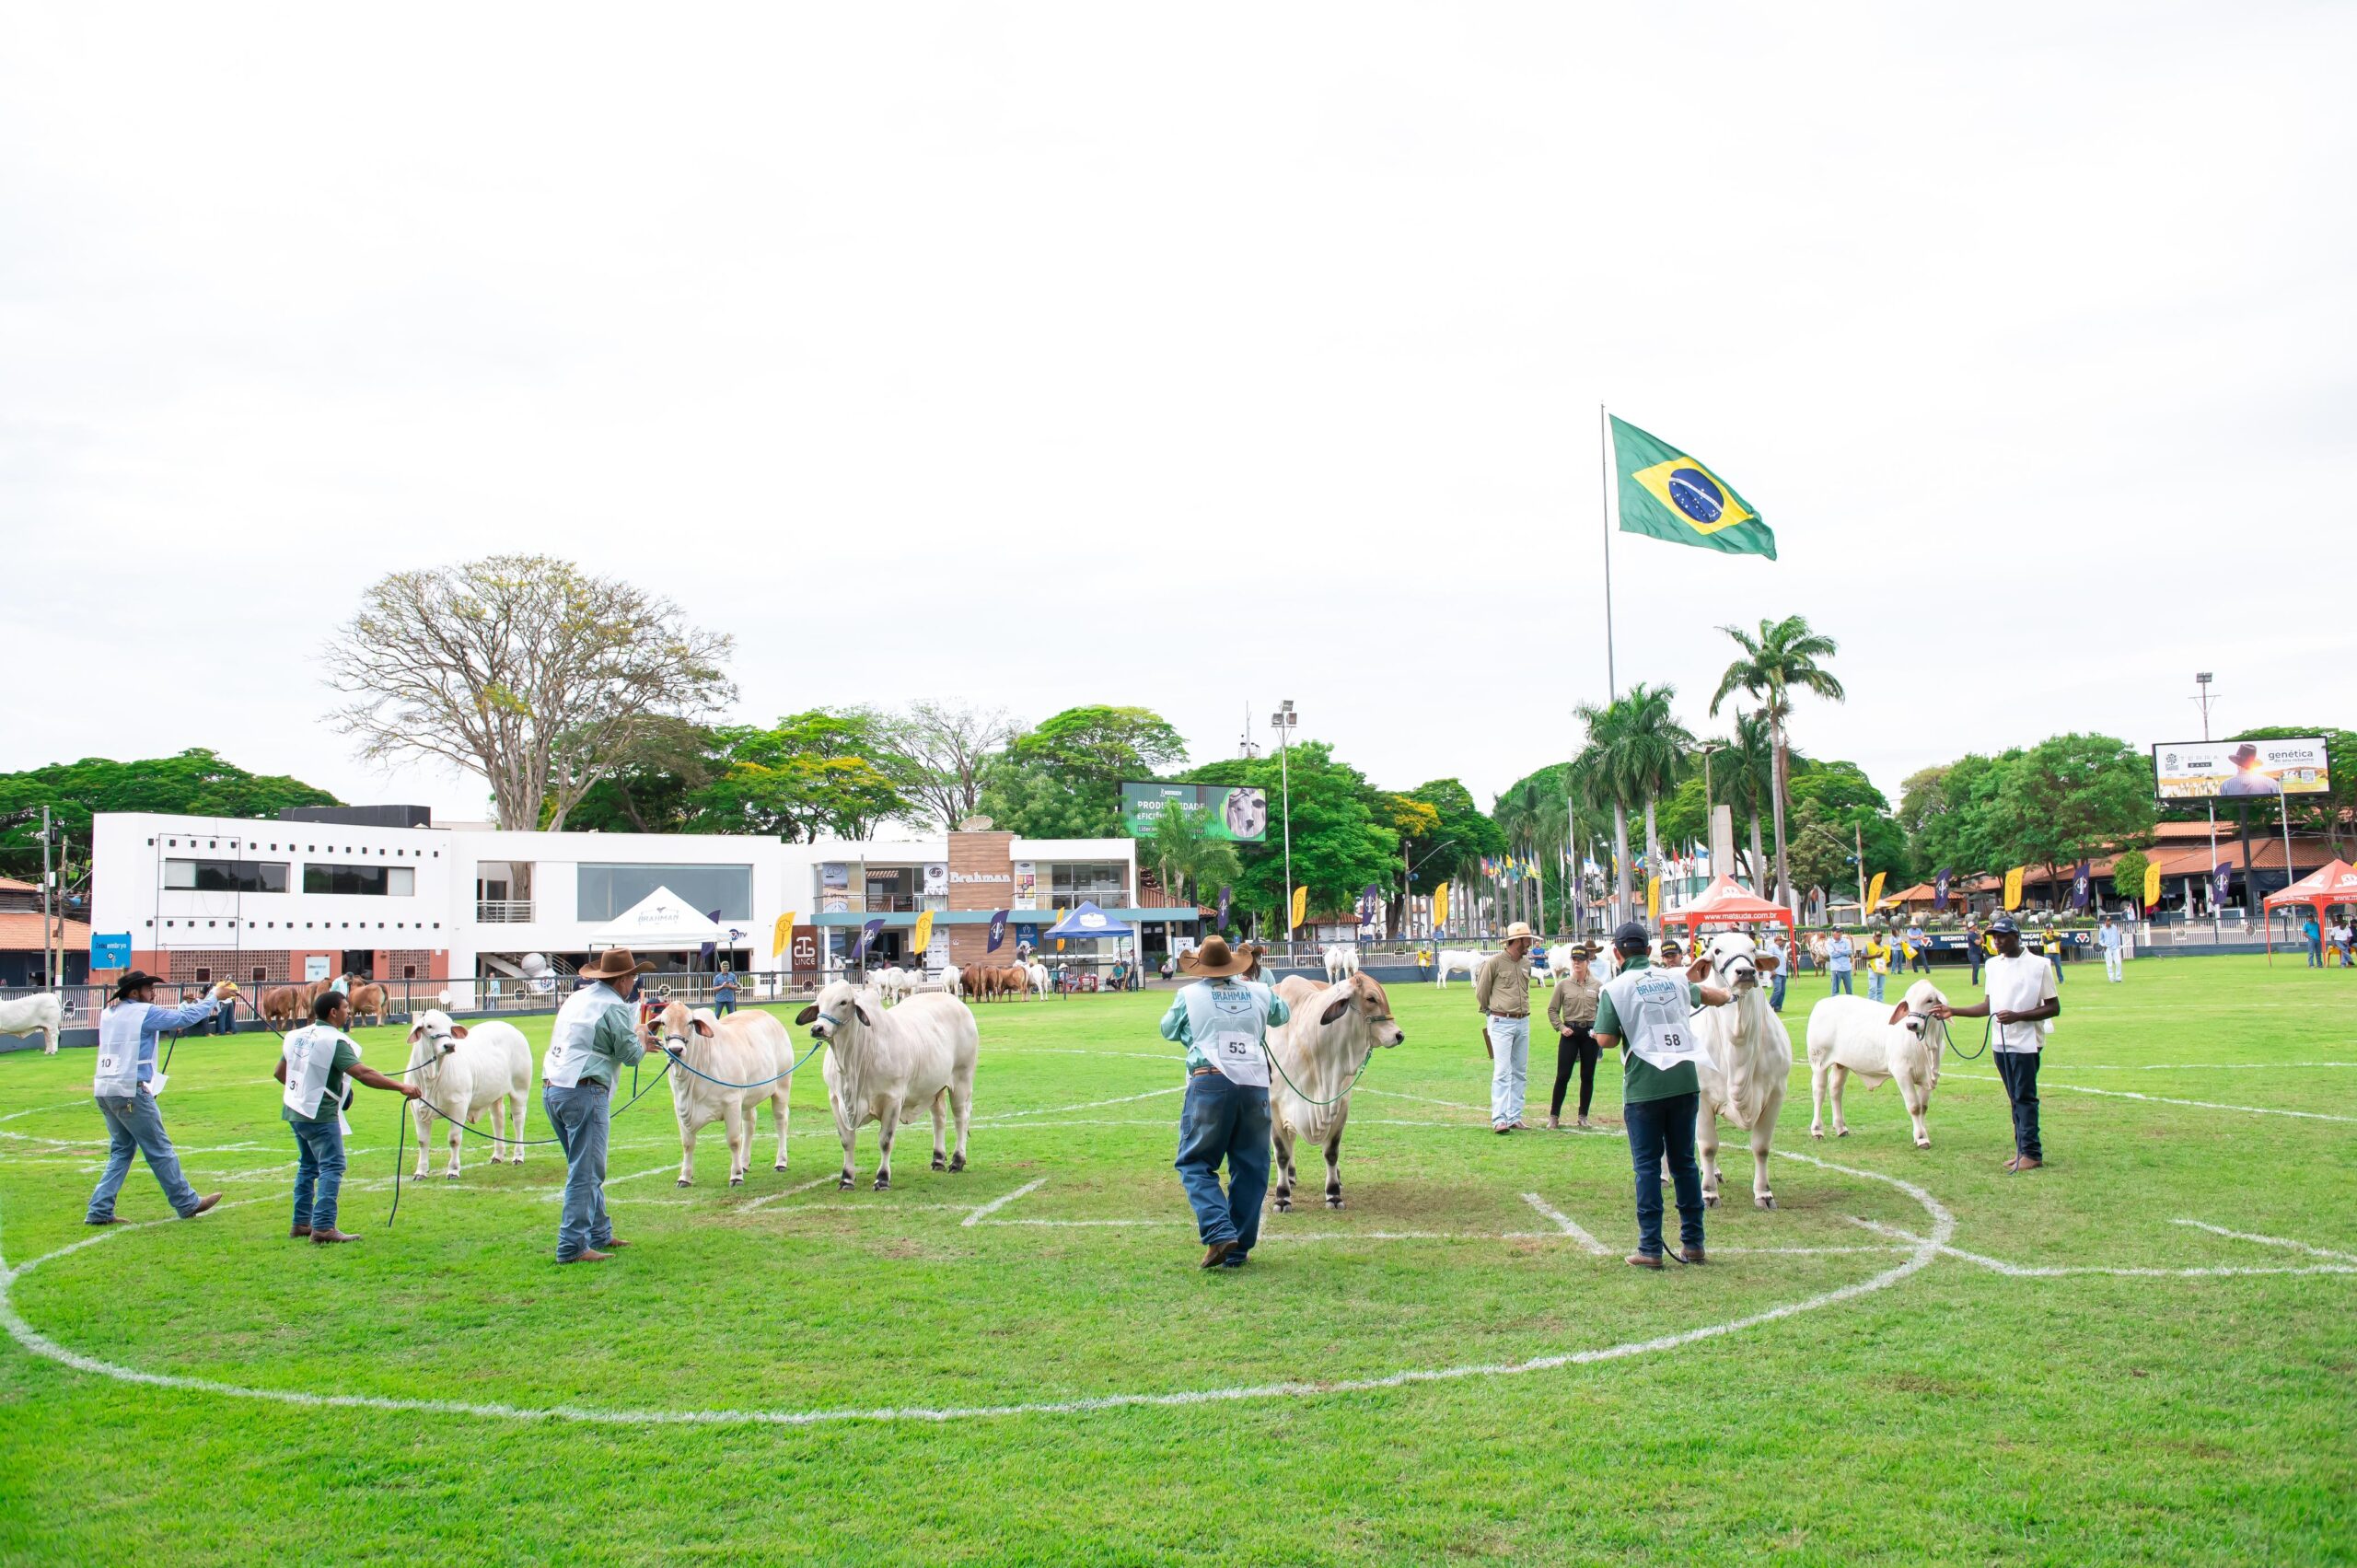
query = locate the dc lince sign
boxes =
[949,871,1010,885]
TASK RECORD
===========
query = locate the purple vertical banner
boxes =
[1359,883,1381,929]
[1216,886,1232,933]
[2070,859,2093,911]
[2212,862,2233,907]
[987,910,1009,952]
[1933,868,1952,912]
[853,918,885,958]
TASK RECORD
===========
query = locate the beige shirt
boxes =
[1474,951,1533,1017]
[1548,974,1600,1030]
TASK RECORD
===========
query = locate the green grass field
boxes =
[2,957,2351,1566]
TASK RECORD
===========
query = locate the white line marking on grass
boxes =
[540,1164,678,1202]
[2171,1219,2357,1263]
[2033,1063,2357,1072]
[970,1087,1183,1123]
[1519,1193,1609,1255]
[0,1151,1956,1427]
[961,1178,1047,1227]
[987,1049,1186,1063]
[1357,1088,1487,1115]
[1943,1073,2357,1123]
[0,1100,87,1124]
[739,1176,834,1212]
[1845,1219,2357,1280]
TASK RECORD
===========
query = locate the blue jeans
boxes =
[1624,1090,1704,1257]
[2306,940,2323,969]
[1994,1050,2042,1159]
[1174,1073,1271,1260]
[87,1091,200,1221]
[1769,970,1787,1013]
[2049,952,2065,983]
[544,1082,615,1260]
[1829,970,1853,996]
[1867,971,1887,1003]
[291,1118,346,1232]
[1488,1015,1531,1126]
[714,993,738,1015]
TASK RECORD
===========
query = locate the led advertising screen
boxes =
[1120,782,1267,842]
[2152,738,2331,800]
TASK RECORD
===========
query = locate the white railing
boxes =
[476,900,534,923]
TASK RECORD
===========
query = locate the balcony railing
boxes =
[477,900,534,923]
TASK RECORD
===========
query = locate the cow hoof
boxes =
[1274,1196,1292,1213]
[1325,1196,1343,1210]
[729,1177,743,1188]
[445,1173,459,1181]
[948,1156,966,1173]
[774,1162,788,1172]
[838,1177,855,1191]
[931,1156,946,1171]
[1916,1138,1932,1149]
[1703,1193,1719,1209]
[873,1177,891,1192]
[1837,1129,1850,1138]
[1757,1194,1776,1210]
[1810,1128,1824,1139]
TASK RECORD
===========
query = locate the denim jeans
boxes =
[1968,952,1983,984]
[2306,940,2324,969]
[1487,1015,1531,1126]
[1174,1073,1271,1259]
[1867,971,1887,1003]
[2049,952,2066,984]
[544,1081,615,1260]
[1624,1091,1704,1257]
[1769,970,1787,1013]
[714,993,738,1015]
[87,1090,200,1221]
[1829,970,1853,996]
[1994,1050,2042,1159]
[291,1118,346,1232]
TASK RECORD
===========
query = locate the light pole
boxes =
[1271,700,1297,958]
[2194,673,2219,938]
[1403,838,1458,946]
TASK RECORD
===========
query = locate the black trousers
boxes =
[1994,1050,2042,1159]
[1551,1027,1600,1119]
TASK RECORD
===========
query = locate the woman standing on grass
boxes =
[1546,946,1602,1129]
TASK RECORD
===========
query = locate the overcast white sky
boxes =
[5,4,2351,823]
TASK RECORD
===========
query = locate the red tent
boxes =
[1670,877,1796,935]
[2263,858,2357,959]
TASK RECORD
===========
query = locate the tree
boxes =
[0,749,338,882]
[322,555,735,834]
[691,712,915,842]
[872,702,1022,830]
[1783,761,1908,902]
[2191,726,2357,861]
[1144,800,1243,911]
[1573,682,1690,923]
[2110,848,2152,912]
[563,718,723,835]
[1183,744,1399,933]
[1710,614,1844,914]
[1989,734,2156,889]
[976,705,1188,840]
[1392,779,1501,936]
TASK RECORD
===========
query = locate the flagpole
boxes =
[1598,402,1618,700]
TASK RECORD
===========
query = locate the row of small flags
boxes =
[1480,855,1544,882]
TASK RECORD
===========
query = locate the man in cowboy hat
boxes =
[1158,935,1291,1269]
[1931,912,2060,1171]
[542,947,657,1263]
[1474,922,1543,1132]
[1592,922,1735,1268]
[84,970,232,1225]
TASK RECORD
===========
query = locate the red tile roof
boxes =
[0,912,89,951]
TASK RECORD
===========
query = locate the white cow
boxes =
[0,993,64,1056]
[1689,931,1793,1209]
[796,981,979,1191]
[1320,945,1363,982]
[1268,972,1404,1211]
[403,1011,533,1178]
[650,998,796,1185]
[875,967,913,1005]
[939,964,962,998]
[1434,948,1484,987]
[1544,944,1582,984]
[1806,980,1949,1148]
[1027,961,1051,997]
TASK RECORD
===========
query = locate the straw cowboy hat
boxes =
[1178,935,1254,979]
[579,947,656,983]
[1502,922,1540,944]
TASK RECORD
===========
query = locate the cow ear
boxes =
[794,1005,819,1026]
[1319,998,1351,1025]
[692,1017,715,1037]
[406,1025,425,1045]
[1754,955,1779,972]
[853,1002,874,1028]
[1888,1002,1910,1026]
[448,1025,469,1040]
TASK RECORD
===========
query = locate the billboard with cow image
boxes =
[1120,783,1267,842]
[2152,738,2331,801]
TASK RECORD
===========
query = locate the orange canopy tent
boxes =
[2262,858,2357,960]
[1670,877,1796,935]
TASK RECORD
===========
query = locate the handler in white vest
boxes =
[272,989,421,1244]
[1933,912,2061,1172]
[542,947,656,1264]
[1158,935,1291,1270]
[1591,922,1733,1269]
[85,970,229,1225]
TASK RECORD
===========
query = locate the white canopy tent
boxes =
[584,886,728,953]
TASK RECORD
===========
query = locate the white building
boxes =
[88,810,1194,991]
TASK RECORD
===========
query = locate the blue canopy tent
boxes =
[1040,901,1139,992]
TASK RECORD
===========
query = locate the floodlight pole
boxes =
[2195,674,2219,942]
[1271,701,1296,962]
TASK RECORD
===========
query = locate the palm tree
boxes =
[1573,683,1692,925]
[1710,615,1844,916]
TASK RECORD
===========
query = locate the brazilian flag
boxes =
[1611,415,1776,560]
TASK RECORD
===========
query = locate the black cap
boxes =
[1612,921,1652,956]
[1990,912,2019,935]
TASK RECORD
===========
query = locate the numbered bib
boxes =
[1208,1028,1270,1088]
[1606,970,1708,1073]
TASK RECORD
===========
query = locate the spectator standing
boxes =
[2302,913,2323,968]
[1827,930,1854,996]
[1545,946,1602,1129]
[1864,932,1892,1004]
[2098,914,2125,982]
[1935,913,2061,1171]
[712,965,740,1016]
[1906,922,1930,974]
[1474,923,1540,1132]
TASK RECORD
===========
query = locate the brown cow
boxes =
[348,982,389,1028]
[260,984,310,1031]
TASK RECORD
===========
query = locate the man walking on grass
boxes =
[85,970,230,1226]
[1592,922,1733,1269]
[542,947,657,1264]
[1934,912,2061,1171]
[1474,923,1540,1132]
[273,990,420,1244]
[2099,913,2125,982]
[1160,935,1290,1270]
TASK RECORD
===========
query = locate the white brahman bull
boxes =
[1268,972,1404,1211]
[1689,931,1792,1209]
[1027,960,1051,997]
[650,998,796,1185]
[874,967,912,1005]
[1320,945,1363,982]
[0,993,64,1055]
[403,1010,533,1177]
[796,981,979,1191]
[1433,948,1484,987]
[1806,979,1949,1148]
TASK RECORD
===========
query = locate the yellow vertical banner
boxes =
[1289,886,1307,931]
[1865,871,1887,912]
[1432,884,1449,930]
[911,910,934,955]
[1646,875,1660,920]
[2142,860,2162,908]
[772,912,795,959]
[2003,867,2025,911]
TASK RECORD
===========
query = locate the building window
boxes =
[302,864,414,897]
[163,859,288,893]
[402,965,416,980]
[194,968,210,982]
[1050,862,1129,906]
[575,863,753,922]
